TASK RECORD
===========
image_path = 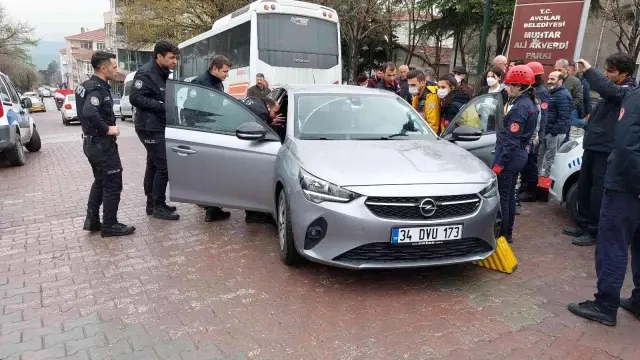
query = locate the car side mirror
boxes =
[452,125,482,142]
[20,98,32,109]
[236,122,267,141]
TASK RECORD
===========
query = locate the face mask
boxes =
[454,75,463,84]
[409,86,419,96]
[486,77,498,87]
[437,89,449,99]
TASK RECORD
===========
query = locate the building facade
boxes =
[59,28,106,89]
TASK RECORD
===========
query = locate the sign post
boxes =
[506,0,592,76]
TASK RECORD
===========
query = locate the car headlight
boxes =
[557,140,578,154]
[299,169,360,204]
[479,179,498,199]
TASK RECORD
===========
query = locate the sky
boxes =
[2,0,109,42]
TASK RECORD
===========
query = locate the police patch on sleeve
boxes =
[510,123,520,133]
[134,80,143,89]
[90,96,100,106]
[541,102,548,110]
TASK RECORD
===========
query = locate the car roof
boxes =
[277,84,398,97]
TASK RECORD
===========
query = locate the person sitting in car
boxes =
[437,74,470,134]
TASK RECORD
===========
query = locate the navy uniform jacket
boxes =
[605,87,640,196]
[76,75,115,136]
[494,91,538,166]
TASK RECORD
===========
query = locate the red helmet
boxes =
[504,65,535,85]
[526,61,545,75]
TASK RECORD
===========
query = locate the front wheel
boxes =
[5,134,25,166]
[25,127,41,152]
[566,181,580,224]
[277,189,304,265]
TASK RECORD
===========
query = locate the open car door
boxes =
[164,80,282,212]
[440,93,504,167]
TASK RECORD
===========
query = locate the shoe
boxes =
[620,298,640,320]
[82,216,101,232]
[204,207,231,222]
[518,192,537,202]
[101,223,136,238]
[562,226,584,237]
[152,206,180,220]
[567,300,616,326]
[515,202,522,215]
[146,202,176,215]
[572,235,596,246]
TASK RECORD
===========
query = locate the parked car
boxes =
[0,71,42,166]
[23,96,46,112]
[549,136,583,223]
[61,94,78,125]
[112,98,122,119]
[39,87,51,97]
[163,82,502,269]
[23,91,38,98]
[119,71,136,120]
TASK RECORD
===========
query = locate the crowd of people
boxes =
[72,41,640,328]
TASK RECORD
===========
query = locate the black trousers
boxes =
[83,136,122,226]
[519,143,539,193]
[137,131,169,207]
[576,150,609,234]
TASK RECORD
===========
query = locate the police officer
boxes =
[238,96,285,224]
[78,51,135,237]
[568,86,640,327]
[563,55,637,246]
[518,61,549,202]
[492,65,538,243]
[188,55,233,222]
[130,41,180,221]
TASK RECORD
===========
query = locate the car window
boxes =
[0,77,12,104]
[166,81,259,135]
[294,93,436,140]
[444,93,500,135]
[2,76,20,103]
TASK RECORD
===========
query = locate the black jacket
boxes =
[582,68,637,153]
[546,85,573,136]
[191,70,224,92]
[130,61,171,133]
[398,78,412,103]
[579,75,592,118]
[440,90,470,129]
[604,87,640,196]
[76,75,115,136]
[238,96,271,123]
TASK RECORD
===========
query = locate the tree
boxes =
[0,3,39,61]
[119,0,251,48]
[594,0,640,65]
[47,60,59,75]
[0,55,39,91]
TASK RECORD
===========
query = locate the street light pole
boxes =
[477,0,493,76]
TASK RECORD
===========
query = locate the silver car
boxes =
[164,82,503,269]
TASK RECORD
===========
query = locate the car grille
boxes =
[365,194,481,220]
[332,238,492,263]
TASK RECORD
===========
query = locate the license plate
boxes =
[391,225,462,245]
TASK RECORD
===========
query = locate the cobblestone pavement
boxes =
[0,99,638,360]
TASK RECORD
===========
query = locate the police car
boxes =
[549,136,583,221]
[0,71,42,167]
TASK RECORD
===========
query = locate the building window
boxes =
[117,49,153,71]
[97,43,105,50]
[81,42,91,49]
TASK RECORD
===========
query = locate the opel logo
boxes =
[419,198,437,217]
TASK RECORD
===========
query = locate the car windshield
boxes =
[294,94,436,140]
[66,95,75,102]
[29,97,41,104]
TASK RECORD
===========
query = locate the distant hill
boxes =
[29,40,65,70]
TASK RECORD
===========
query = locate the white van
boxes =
[0,71,42,166]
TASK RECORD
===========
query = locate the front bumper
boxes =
[288,185,500,270]
[30,106,46,112]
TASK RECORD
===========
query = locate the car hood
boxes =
[289,139,493,186]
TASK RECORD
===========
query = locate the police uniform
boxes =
[77,75,135,237]
[518,84,549,200]
[568,87,640,326]
[129,60,178,220]
[493,91,538,243]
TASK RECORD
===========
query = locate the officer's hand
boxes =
[271,114,285,126]
[576,59,591,70]
[107,126,120,136]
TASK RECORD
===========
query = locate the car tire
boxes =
[566,181,580,224]
[62,116,69,126]
[277,188,304,265]
[5,134,25,166]
[25,127,41,153]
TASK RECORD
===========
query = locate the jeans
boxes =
[594,190,640,315]
[537,133,566,177]
[83,136,123,226]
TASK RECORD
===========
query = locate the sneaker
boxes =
[204,207,231,222]
[101,223,136,238]
[567,300,616,326]
[572,235,596,246]
[620,298,640,320]
[152,206,180,220]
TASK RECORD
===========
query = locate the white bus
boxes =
[176,0,341,98]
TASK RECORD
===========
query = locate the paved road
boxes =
[0,98,637,360]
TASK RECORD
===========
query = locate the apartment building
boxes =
[104,0,154,74]
[59,28,107,89]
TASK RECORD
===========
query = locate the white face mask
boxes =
[437,89,449,99]
[409,86,419,96]
[486,77,498,87]
[454,75,463,84]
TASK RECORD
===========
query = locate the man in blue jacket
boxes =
[538,71,573,180]
[568,86,640,326]
[563,54,637,246]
